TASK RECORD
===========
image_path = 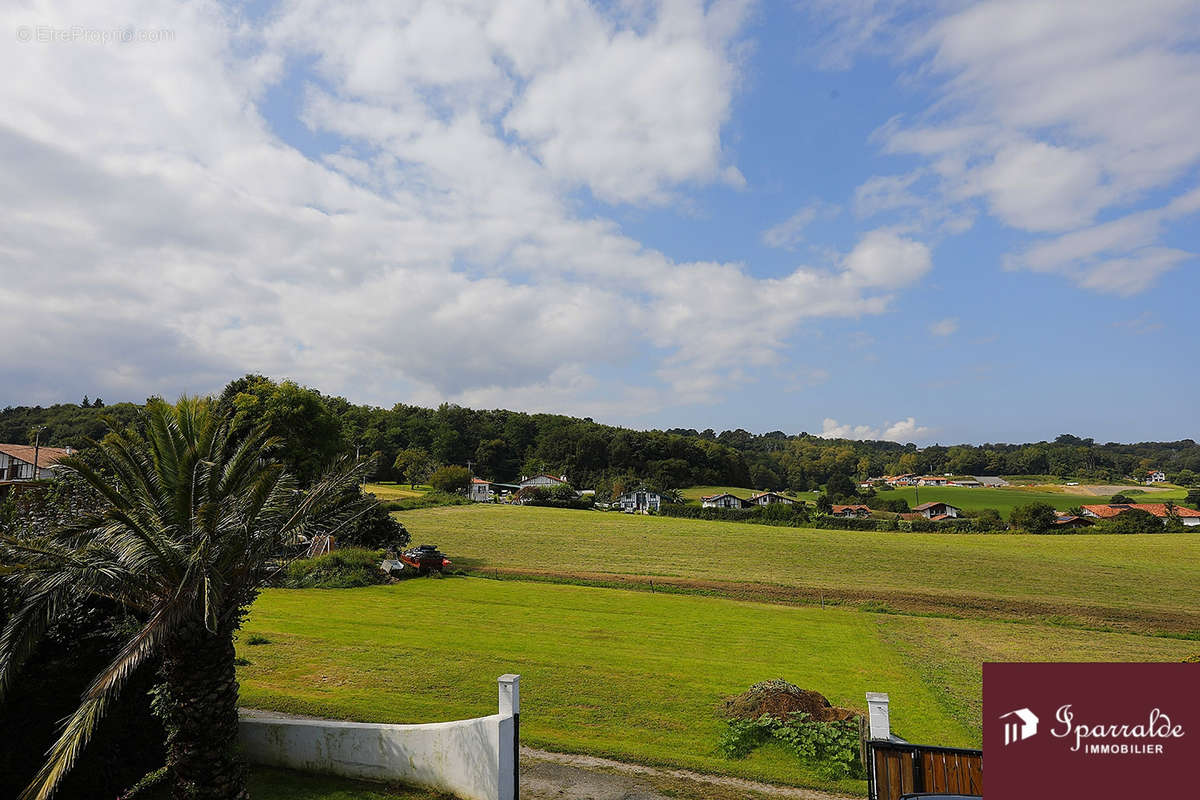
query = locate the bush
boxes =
[719,713,864,779]
[1010,502,1058,533]
[429,465,471,495]
[1103,508,1164,534]
[869,497,910,513]
[337,494,411,550]
[1110,493,1134,504]
[283,548,388,588]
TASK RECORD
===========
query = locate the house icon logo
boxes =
[1000,708,1039,745]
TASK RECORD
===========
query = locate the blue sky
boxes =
[3,1,1198,445]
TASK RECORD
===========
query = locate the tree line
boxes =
[4,375,1199,493]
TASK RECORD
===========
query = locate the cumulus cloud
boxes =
[0,0,936,416]
[818,417,930,443]
[818,0,1200,294]
[929,318,958,337]
[842,230,932,289]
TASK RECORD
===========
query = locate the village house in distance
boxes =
[0,443,72,490]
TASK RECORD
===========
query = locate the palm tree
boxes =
[0,397,364,800]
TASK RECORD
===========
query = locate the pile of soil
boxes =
[722,679,860,723]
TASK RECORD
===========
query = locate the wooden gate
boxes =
[867,741,982,800]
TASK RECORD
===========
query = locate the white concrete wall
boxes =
[240,676,519,800]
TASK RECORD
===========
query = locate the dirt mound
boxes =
[722,680,860,723]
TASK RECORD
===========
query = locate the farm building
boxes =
[1053,514,1094,529]
[916,476,948,486]
[0,443,72,483]
[747,491,794,506]
[830,504,872,518]
[519,474,569,488]
[701,492,748,509]
[469,478,493,502]
[614,488,662,513]
[1080,504,1200,526]
[948,478,983,487]
[1144,470,1167,484]
[912,501,962,519]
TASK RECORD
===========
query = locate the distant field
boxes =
[397,505,1200,634]
[363,482,432,500]
[681,483,1189,517]
[238,580,1197,792]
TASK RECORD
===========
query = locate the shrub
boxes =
[1010,502,1058,533]
[719,713,864,779]
[283,548,388,588]
[870,497,910,513]
[1103,508,1164,534]
[429,465,471,494]
[1110,493,1134,504]
[338,494,412,550]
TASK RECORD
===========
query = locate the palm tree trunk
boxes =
[162,620,248,800]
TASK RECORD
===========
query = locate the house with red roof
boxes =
[830,504,872,518]
[1080,503,1200,526]
[0,443,72,483]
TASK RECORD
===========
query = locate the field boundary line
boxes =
[459,567,1200,637]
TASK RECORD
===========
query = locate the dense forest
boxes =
[3,375,1199,493]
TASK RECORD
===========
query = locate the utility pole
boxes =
[31,425,46,481]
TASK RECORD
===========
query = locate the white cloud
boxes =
[819,416,930,443]
[0,0,936,416]
[842,230,932,289]
[929,317,958,337]
[815,0,1200,294]
[762,201,839,249]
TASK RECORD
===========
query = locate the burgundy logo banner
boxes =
[984,662,1197,799]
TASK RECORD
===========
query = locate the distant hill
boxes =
[4,376,1197,494]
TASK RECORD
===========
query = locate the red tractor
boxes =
[398,544,452,576]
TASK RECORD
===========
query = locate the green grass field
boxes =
[238,579,1197,793]
[396,505,1200,634]
[364,482,433,500]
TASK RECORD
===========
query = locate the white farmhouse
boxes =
[1145,470,1167,484]
[469,478,493,502]
[747,491,794,506]
[701,492,748,509]
[614,488,662,513]
[0,444,72,483]
[518,474,569,488]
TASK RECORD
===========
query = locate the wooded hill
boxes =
[4,375,1198,492]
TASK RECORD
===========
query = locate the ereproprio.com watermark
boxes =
[16,25,175,44]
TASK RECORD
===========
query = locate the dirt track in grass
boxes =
[461,566,1200,636]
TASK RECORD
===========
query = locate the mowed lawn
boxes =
[364,482,433,500]
[396,505,1200,633]
[237,580,1199,793]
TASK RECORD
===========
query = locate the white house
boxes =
[0,444,72,482]
[917,476,948,487]
[911,501,962,520]
[518,474,568,488]
[614,488,662,513]
[1145,470,1167,484]
[469,478,493,502]
[701,492,748,509]
[747,491,794,506]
